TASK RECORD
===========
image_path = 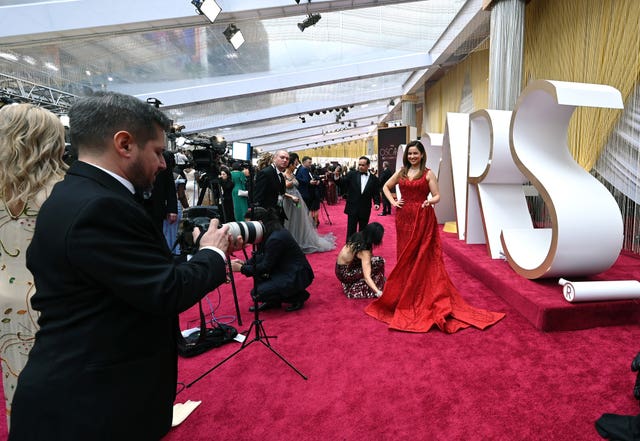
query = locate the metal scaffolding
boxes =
[0,73,76,114]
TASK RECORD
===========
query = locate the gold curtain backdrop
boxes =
[295,136,373,164]
[421,0,640,253]
[523,0,640,171]
[425,48,489,133]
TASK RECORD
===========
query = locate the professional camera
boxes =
[179,206,263,255]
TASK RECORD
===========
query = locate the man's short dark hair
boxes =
[359,156,370,165]
[302,156,312,163]
[69,92,171,154]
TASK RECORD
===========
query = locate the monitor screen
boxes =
[232,141,251,161]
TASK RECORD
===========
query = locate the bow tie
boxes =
[360,172,368,176]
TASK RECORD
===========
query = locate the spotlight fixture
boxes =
[146,97,162,108]
[223,24,245,50]
[191,0,221,23]
[299,115,306,123]
[389,99,395,106]
[297,13,321,32]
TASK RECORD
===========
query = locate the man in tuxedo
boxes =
[9,92,240,441]
[343,156,381,241]
[254,149,289,223]
[378,161,393,216]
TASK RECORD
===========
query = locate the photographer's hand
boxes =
[230,258,244,272]
[196,219,230,252]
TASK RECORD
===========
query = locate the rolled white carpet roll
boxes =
[558,278,640,302]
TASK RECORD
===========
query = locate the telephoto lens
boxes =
[225,221,263,245]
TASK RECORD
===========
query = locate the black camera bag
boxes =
[177,300,238,358]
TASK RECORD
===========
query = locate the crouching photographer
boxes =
[231,207,314,312]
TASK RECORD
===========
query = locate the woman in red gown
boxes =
[364,141,505,333]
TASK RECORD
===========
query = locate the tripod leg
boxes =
[186,339,252,388]
[258,339,308,380]
[321,201,332,225]
[226,259,243,326]
[254,321,308,380]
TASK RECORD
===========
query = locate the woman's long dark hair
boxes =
[400,140,426,179]
[346,222,384,254]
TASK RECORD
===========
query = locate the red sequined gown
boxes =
[364,171,505,333]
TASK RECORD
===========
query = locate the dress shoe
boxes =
[632,352,640,371]
[285,290,310,312]
[249,302,281,312]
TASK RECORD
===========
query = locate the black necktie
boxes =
[278,172,285,194]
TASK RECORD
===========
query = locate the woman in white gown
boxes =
[283,163,336,254]
[184,166,199,207]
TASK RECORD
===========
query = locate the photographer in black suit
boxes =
[343,156,381,242]
[10,92,241,441]
[231,207,313,312]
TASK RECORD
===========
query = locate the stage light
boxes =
[223,24,245,50]
[192,0,221,23]
[297,13,321,32]
[146,97,162,108]
[389,99,395,106]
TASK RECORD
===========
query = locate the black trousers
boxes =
[381,193,392,215]
[346,213,370,242]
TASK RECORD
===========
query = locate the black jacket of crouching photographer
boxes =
[240,220,314,304]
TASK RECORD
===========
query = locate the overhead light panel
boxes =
[223,24,245,50]
[192,0,221,23]
[297,13,321,32]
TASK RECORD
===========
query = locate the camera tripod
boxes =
[320,199,332,225]
[186,292,307,387]
[186,173,307,389]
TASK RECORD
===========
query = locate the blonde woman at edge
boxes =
[0,104,68,425]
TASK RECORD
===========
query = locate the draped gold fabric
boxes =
[425,48,489,133]
[296,137,372,161]
[523,0,640,171]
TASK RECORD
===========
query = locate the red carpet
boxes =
[2,200,640,440]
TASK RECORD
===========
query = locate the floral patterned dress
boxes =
[335,255,385,299]
[0,181,57,424]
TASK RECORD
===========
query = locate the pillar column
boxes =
[401,94,418,127]
[486,0,526,110]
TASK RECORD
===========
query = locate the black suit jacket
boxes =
[379,167,392,187]
[241,228,314,300]
[295,165,312,202]
[144,164,178,230]
[10,161,227,441]
[343,170,381,218]
[254,165,283,210]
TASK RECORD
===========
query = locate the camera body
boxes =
[179,206,263,255]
